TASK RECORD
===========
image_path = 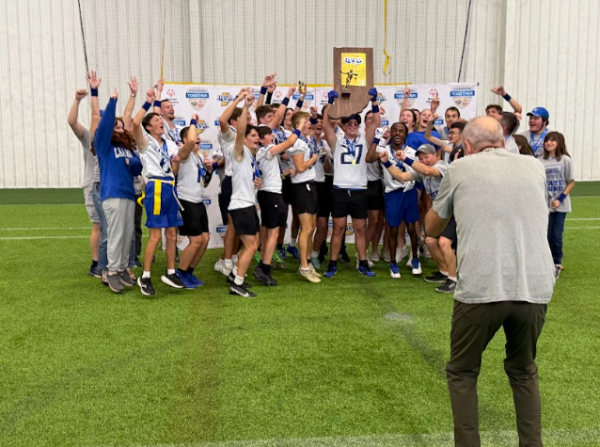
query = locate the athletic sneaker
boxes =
[357,264,376,277]
[324,265,338,278]
[411,258,422,275]
[308,263,322,278]
[253,266,271,285]
[424,271,448,284]
[278,248,288,261]
[178,271,197,289]
[118,270,136,288]
[137,276,156,296]
[106,273,124,293]
[370,251,380,263]
[133,257,143,268]
[310,256,321,270]
[555,265,562,279]
[101,269,108,286]
[380,249,391,263]
[390,263,401,279]
[214,258,224,273]
[272,251,286,269]
[88,265,101,278]
[188,274,204,287]
[339,249,350,263]
[298,267,321,283]
[229,283,257,298]
[161,271,185,289]
[286,245,300,259]
[227,272,252,289]
[436,278,457,294]
[406,251,413,268]
[356,258,374,269]
[232,254,239,265]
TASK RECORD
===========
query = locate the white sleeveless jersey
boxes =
[380,145,415,193]
[333,133,368,189]
[139,132,176,180]
[177,151,207,203]
[314,139,332,182]
[256,145,282,194]
[229,146,257,210]
[288,138,317,184]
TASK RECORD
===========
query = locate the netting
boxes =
[78,0,473,87]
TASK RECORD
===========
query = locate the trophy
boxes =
[328,47,374,119]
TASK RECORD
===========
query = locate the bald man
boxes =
[426,117,555,447]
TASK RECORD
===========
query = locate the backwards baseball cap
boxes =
[341,114,362,126]
[526,107,549,119]
[416,144,436,155]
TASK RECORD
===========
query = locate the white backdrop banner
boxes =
[162,83,478,248]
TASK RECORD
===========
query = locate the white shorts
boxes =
[83,184,100,223]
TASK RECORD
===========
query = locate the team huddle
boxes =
[69,72,574,298]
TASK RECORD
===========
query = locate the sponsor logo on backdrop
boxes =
[394,91,417,108]
[216,225,227,239]
[200,143,213,150]
[274,90,283,101]
[434,119,444,125]
[202,197,212,206]
[195,120,209,134]
[185,88,209,110]
[381,119,390,126]
[292,94,315,100]
[450,88,476,108]
[217,92,234,106]
[173,118,186,127]
[166,89,176,98]
[377,93,387,102]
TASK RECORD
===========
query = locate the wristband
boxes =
[383,161,392,168]
[309,117,318,125]
[90,88,98,97]
[372,104,380,113]
[190,119,198,127]
[260,86,268,95]
[142,101,151,111]
[296,100,304,109]
[373,138,380,146]
[292,129,302,138]
[212,161,219,170]
[153,100,162,108]
[502,93,512,101]
[558,193,567,202]
[404,157,414,166]
[282,97,290,106]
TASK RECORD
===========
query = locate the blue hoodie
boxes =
[94,98,142,201]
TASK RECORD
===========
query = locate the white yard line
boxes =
[0,227,90,231]
[0,236,89,241]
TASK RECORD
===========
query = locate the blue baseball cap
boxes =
[526,107,549,119]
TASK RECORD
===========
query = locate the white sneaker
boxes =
[232,254,239,265]
[370,251,380,263]
[222,260,233,277]
[411,258,423,275]
[396,246,408,264]
[406,251,413,268]
[389,263,401,279]
[214,258,224,273]
[299,267,321,283]
[380,249,391,262]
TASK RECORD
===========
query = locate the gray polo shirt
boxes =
[433,148,555,304]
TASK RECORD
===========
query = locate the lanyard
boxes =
[194,153,206,183]
[168,126,182,145]
[158,140,171,174]
[345,137,358,157]
[529,128,548,153]
[250,152,260,180]
[390,144,406,167]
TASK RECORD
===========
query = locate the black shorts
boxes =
[367,180,385,211]
[331,188,368,219]
[281,176,294,206]
[292,181,318,215]
[316,176,333,218]
[179,200,209,236]
[257,191,287,229]
[440,216,457,249]
[230,205,260,235]
[218,176,232,224]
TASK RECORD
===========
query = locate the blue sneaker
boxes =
[389,263,401,279]
[88,264,102,278]
[279,248,288,261]
[189,273,204,287]
[411,258,422,275]
[286,245,300,259]
[357,264,376,277]
[178,270,197,289]
[323,265,338,278]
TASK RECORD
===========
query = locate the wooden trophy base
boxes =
[328,47,374,120]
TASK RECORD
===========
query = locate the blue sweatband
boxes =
[153,100,162,108]
[296,100,304,109]
[292,129,302,138]
[90,88,98,97]
[309,117,318,125]
[372,104,380,113]
[404,157,414,166]
[558,193,567,202]
[373,138,380,146]
[190,119,198,127]
[383,161,392,168]
[260,86,268,95]
[142,101,151,111]
[502,93,512,101]
[282,97,290,106]
[212,161,219,170]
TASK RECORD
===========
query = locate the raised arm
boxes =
[94,90,118,156]
[86,70,102,139]
[322,92,339,151]
[366,127,386,163]
[396,149,442,177]
[132,87,155,151]
[400,84,411,113]
[425,113,447,148]
[219,87,248,134]
[491,86,523,114]
[293,83,306,113]
[122,76,138,132]
[256,73,276,108]
[269,85,296,130]
[68,89,88,140]
[268,132,298,157]
[154,78,164,114]
[365,88,381,144]
[177,113,199,161]
[233,93,253,162]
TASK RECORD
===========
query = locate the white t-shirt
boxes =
[256,145,282,194]
[162,118,183,146]
[381,145,415,193]
[288,138,316,184]
[411,160,448,200]
[505,135,520,154]
[139,132,177,180]
[78,128,97,188]
[333,133,368,189]
[177,151,207,203]
[229,146,257,210]
[314,139,333,182]
[218,128,236,177]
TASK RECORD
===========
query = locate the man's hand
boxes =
[395,149,406,161]
[75,89,88,101]
[171,154,181,164]
[430,94,440,113]
[253,177,262,189]
[287,85,297,97]
[295,116,307,131]
[128,76,139,95]
[267,82,277,93]
[156,78,164,95]
[379,150,390,163]
[87,70,101,89]
[191,113,199,122]
[262,73,276,88]
[310,106,318,118]
[146,87,156,103]
[379,106,386,115]
[204,158,213,172]
[404,84,410,98]
[245,94,255,108]
[491,86,507,96]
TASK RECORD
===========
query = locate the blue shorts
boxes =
[384,187,419,228]
[143,179,183,229]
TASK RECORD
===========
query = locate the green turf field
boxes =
[0,186,599,447]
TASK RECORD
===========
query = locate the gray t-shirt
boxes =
[78,128,98,188]
[410,160,447,200]
[540,155,574,213]
[433,149,555,304]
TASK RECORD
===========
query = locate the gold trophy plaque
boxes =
[328,47,374,119]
